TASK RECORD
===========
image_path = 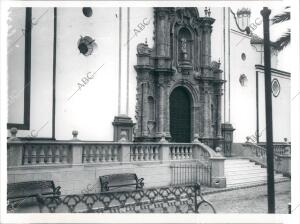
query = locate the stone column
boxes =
[202,26,210,67]
[164,85,170,138]
[203,82,210,138]
[157,76,165,136]
[141,82,149,136]
[199,15,215,73]
[216,88,223,138]
[155,8,172,57]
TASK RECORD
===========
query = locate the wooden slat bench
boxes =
[7,180,61,201]
[99,173,144,192]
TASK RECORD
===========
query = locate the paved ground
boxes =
[201,181,291,213]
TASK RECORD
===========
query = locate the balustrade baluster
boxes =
[82,147,86,162]
[143,146,148,161]
[148,146,153,161]
[173,147,176,159]
[54,148,60,163]
[133,146,137,161]
[91,146,97,163]
[137,146,141,161]
[106,146,111,162]
[87,147,92,163]
[111,147,116,162]
[39,147,45,164]
[42,146,47,163]
[94,146,99,162]
[23,147,29,165]
[31,147,37,164]
[183,147,187,159]
[99,146,104,162]
[153,147,157,160]
[48,146,53,164]
[61,147,67,163]
[177,147,180,159]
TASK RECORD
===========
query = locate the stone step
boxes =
[226,177,289,187]
[225,167,267,174]
[225,169,267,176]
[226,173,283,181]
[226,177,289,188]
[225,159,253,163]
[224,164,259,169]
[224,159,288,187]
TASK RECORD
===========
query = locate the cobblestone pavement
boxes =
[201,181,291,213]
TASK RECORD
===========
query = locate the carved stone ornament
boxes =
[133,7,225,145]
[137,43,151,55]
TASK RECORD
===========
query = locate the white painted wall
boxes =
[258,72,291,142]
[55,7,119,141]
[7,7,290,144]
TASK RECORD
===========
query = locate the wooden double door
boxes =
[170,87,191,143]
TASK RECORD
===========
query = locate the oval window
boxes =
[82,7,93,17]
[272,79,280,97]
[241,53,246,61]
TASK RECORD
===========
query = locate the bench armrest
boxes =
[101,182,109,192]
[54,186,61,195]
[136,178,144,189]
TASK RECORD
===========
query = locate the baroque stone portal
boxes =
[134,7,224,148]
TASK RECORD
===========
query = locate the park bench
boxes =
[7,180,61,201]
[99,173,144,192]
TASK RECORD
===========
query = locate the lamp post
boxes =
[261,7,275,213]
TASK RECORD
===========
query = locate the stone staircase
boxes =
[225,159,289,187]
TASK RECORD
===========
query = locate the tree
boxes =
[271,6,290,51]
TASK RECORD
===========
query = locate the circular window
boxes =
[82,7,93,17]
[77,36,97,56]
[272,79,280,97]
[239,74,248,87]
[241,53,246,61]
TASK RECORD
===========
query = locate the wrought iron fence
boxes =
[34,184,215,213]
[170,163,212,187]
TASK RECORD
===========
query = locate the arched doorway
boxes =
[170,87,192,142]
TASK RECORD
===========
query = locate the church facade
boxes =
[6,6,290,151]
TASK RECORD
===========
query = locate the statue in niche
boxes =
[180,38,188,61]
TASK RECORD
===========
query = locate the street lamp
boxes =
[261,6,275,214]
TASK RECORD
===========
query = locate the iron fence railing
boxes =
[25,184,216,213]
[170,163,212,187]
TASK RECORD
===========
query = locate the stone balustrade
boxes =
[7,141,217,166]
[7,130,226,193]
[242,142,291,177]
[130,144,160,162]
[169,144,193,160]
[257,141,291,156]
[82,144,121,163]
